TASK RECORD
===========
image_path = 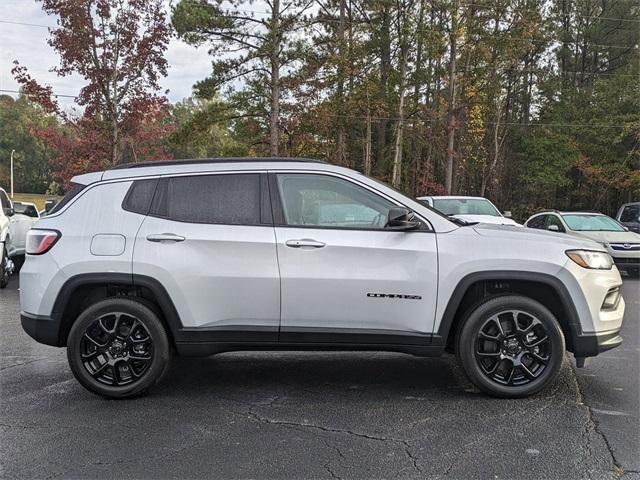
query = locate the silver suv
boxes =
[20,158,626,398]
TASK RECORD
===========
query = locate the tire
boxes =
[456,295,565,398]
[12,254,25,273]
[67,297,171,399]
[0,245,9,289]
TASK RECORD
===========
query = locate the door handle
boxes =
[146,233,186,243]
[285,239,326,248]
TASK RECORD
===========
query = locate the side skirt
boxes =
[175,341,446,357]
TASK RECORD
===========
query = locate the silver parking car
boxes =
[525,210,640,276]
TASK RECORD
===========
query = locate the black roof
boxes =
[111,157,325,170]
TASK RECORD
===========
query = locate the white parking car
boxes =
[417,195,520,226]
[10,201,40,255]
[0,187,12,288]
[1,189,42,287]
[20,158,625,399]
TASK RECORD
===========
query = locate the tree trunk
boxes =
[480,103,504,196]
[410,0,426,196]
[375,5,391,173]
[269,0,281,156]
[364,107,372,176]
[445,2,458,194]
[392,45,408,188]
[335,0,347,165]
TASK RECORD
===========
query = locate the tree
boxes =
[168,97,249,159]
[12,0,172,183]
[0,95,59,193]
[170,0,639,215]
[172,0,314,156]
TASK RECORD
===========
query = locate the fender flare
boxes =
[432,270,583,349]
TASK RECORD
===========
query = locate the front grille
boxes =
[614,257,640,264]
[609,243,640,251]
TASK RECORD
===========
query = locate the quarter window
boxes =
[151,174,263,225]
[620,205,639,223]
[122,178,158,215]
[275,173,396,229]
[48,183,85,215]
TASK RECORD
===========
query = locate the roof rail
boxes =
[537,209,603,214]
[111,157,326,170]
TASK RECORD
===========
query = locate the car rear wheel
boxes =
[0,245,9,289]
[67,298,171,399]
[456,295,565,398]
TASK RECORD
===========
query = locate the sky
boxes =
[0,0,213,106]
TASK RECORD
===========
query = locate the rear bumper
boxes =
[21,312,63,347]
[570,327,623,358]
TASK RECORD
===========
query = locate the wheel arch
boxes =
[435,271,582,353]
[52,273,182,347]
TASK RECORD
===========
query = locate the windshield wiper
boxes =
[448,216,478,227]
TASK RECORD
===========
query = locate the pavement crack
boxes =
[321,439,347,460]
[236,402,426,476]
[572,363,624,477]
[324,463,341,480]
[0,357,49,371]
[402,441,423,474]
[247,410,394,442]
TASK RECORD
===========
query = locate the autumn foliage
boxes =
[12,0,173,186]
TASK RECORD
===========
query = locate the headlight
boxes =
[566,249,613,270]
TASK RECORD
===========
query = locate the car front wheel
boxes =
[456,295,565,398]
[67,298,171,398]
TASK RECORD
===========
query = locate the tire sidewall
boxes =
[457,295,565,398]
[67,298,170,399]
[0,245,8,288]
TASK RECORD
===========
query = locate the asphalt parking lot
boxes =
[1,277,638,479]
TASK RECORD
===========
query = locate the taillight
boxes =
[26,230,61,255]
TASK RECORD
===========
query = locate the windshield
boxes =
[562,214,625,232]
[432,198,501,217]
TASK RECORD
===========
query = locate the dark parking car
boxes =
[617,202,640,234]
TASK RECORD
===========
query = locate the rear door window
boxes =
[526,215,546,229]
[151,173,266,226]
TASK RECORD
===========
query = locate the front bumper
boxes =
[569,327,623,358]
[559,260,625,359]
[21,312,63,347]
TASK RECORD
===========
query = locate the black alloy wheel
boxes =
[474,310,551,386]
[67,298,170,398]
[80,312,154,386]
[457,295,565,398]
[0,245,9,289]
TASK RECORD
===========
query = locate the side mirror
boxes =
[503,210,512,218]
[547,224,560,232]
[386,207,421,231]
[44,199,57,213]
[3,207,14,217]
